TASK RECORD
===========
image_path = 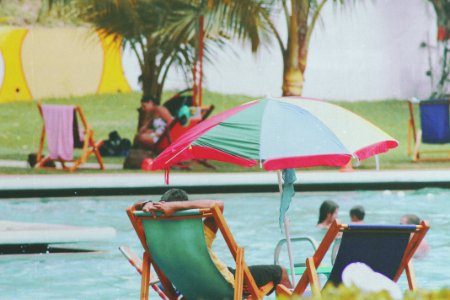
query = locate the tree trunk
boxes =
[135,50,162,147]
[282,0,306,96]
[297,0,310,75]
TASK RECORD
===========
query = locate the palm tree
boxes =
[173,0,335,98]
[261,0,336,96]
[69,0,199,104]
[44,0,272,104]
[45,1,339,98]
[43,0,273,144]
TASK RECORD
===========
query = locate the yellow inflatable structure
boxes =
[0,27,131,103]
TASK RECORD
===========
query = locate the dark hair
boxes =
[317,200,339,224]
[401,214,420,225]
[350,205,365,221]
[140,94,155,103]
[160,188,189,202]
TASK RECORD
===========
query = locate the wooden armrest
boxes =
[276,284,293,297]
[260,281,274,294]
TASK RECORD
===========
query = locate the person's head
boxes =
[317,200,339,225]
[140,95,158,112]
[400,214,420,225]
[160,188,189,202]
[350,205,365,222]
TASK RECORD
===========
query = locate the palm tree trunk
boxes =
[282,0,327,97]
[282,0,306,96]
[136,51,160,137]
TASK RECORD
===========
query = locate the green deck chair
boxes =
[127,204,273,300]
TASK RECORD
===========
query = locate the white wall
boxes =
[303,0,437,101]
[123,0,439,101]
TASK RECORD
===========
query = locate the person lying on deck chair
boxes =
[135,188,292,295]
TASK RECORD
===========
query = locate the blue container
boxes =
[419,99,450,143]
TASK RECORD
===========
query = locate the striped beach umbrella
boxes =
[151,96,398,284]
[152,97,398,172]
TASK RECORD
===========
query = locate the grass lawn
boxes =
[1,91,449,174]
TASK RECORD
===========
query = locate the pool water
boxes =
[0,188,448,299]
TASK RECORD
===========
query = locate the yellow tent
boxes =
[0,27,131,103]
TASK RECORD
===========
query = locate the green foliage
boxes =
[277,285,450,300]
[0,0,81,26]
[424,1,450,99]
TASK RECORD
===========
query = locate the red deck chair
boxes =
[155,94,215,169]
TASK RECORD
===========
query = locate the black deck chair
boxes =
[277,220,429,298]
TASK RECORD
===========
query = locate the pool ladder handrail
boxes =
[274,236,319,268]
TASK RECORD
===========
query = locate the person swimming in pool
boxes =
[349,205,365,224]
[317,200,340,229]
[400,214,429,259]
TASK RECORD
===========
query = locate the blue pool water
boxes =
[0,189,449,299]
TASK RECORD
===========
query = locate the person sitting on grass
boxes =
[349,205,365,223]
[135,188,292,295]
[134,95,173,148]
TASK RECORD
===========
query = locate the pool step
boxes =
[0,220,116,255]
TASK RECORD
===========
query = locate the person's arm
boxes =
[157,106,174,124]
[144,200,224,234]
[133,200,156,211]
[138,119,152,134]
[144,200,223,215]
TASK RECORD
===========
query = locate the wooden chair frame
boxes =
[37,104,104,172]
[407,99,450,161]
[277,220,429,298]
[126,204,273,300]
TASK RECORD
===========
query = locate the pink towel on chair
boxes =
[41,105,75,161]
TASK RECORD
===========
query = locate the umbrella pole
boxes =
[277,171,296,285]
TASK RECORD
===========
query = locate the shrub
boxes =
[276,285,450,300]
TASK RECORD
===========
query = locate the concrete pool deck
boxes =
[1,167,450,198]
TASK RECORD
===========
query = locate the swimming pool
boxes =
[0,189,448,299]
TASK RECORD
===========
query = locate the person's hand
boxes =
[142,202,157,213]
[134,201,150,211]
[152,201,177,217]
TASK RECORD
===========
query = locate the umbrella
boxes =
[152,97,398,172]
[151,96,398,282]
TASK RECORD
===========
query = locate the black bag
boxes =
[119,139,132,156]
[100,131,131,157]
